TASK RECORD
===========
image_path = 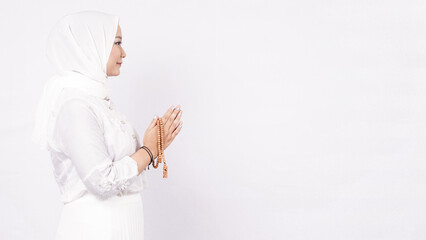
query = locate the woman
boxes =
[32,10,183,239]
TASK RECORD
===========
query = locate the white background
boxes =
[1,0,426,239]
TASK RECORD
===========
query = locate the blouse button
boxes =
[109,106,113,110]
[132,134,136,139]
[120,120,126,124]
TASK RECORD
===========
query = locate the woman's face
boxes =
[106,25,126,76]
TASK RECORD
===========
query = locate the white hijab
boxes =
[32,10,120,151]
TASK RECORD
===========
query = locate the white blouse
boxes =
[49,88,148,204]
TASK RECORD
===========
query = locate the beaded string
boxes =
[152,117,167,178]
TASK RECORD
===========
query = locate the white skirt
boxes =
[55,192,144,240]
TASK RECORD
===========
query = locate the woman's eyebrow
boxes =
[115,36,122,39]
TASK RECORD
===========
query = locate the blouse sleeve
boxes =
[53,98,139,199]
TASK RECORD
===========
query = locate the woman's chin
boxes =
[108,70,120,77]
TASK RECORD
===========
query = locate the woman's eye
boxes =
[115,41,122,45]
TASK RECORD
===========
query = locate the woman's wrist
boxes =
[130,148,152,174]
[143,143,158,159]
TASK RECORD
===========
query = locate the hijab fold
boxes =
[32,11,119,151]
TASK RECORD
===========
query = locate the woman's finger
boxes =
[165,107,181,131]
[169,110,182,132]
[148,115,157,129]
[162,105,177,125]
[171,122,183,139]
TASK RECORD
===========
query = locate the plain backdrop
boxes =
[1,0,426,239]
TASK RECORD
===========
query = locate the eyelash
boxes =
[115,41,122,46]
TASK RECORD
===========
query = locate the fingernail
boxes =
[154,115,157,119]
[172,106,175,110]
